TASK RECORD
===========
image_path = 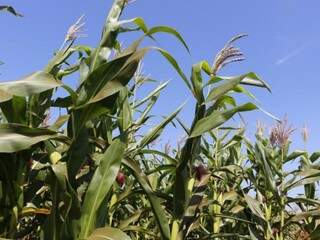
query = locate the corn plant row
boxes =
[0,1,319,239]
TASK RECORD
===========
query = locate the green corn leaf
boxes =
[244,194,266,221]
[255,142,277,193]
[240,72,271,92]
[89,0,126,71]
[153,47,192,92]
[0,71,61,102]
[135,104,183,149]
[287,197,320,206]
[123,158,170,240]
[78,139,126,239]
[283,169,320,193]
[190,102,257,138]
[67,128,90,181]
[49,115,70,131]
[285,150,307,163]
[0,5,22,17]
[118,88,132,133]
[285,175,320,192]
[140,149,178,164]
[0,96,26,124]
[118,17,148,33]
[191,62,205,103]
[0,124,69,153]
[310,152,320,162]
[148,26,190,53]
[206,73,250,103]
[78,44,189,108]
[146,164,176,175]
[134,81,169,108]
[76,48,146,107]
[182,174,210,237]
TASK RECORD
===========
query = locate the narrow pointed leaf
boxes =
[154,47,192,92]
[136,104,183,149]
[148,26,190,53]
[78,139,126,239]
[240,72,271,92]
[206,73,249,103]
[135,81,169,108]
[123,158,170,240]
[244,194,266,221]
[190,103,257,138]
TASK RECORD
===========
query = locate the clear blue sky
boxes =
[0,0,319,153]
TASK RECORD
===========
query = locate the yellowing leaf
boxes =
[50,152,62,165]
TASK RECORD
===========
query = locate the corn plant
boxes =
[1,1,320,240]
[0,0,189,238]
[243,121,320,240]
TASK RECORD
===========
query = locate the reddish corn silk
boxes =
[116,171,125,186]
[26,159,33,169]
[194,164,208,180]
[272,227,279,236]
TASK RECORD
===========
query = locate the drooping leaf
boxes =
[0,71,61,102]
[0,124,69,153]
[285,150,307,163]
[240,72,271,92]
[154,47,191,92]
[148,26,190,53]
[0,5,22,17]
[206,73,251,103]
[118,17,148,33]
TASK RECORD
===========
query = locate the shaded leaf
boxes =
[244,194,266,221]
[0,124,69,153]
[88,227,131,240]
[0,5,22,17]
[0,71,60,102]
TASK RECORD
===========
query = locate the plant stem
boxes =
[279,148,285,240]
[90,0,126,72]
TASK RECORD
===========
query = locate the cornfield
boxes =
[0,1,319,239]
